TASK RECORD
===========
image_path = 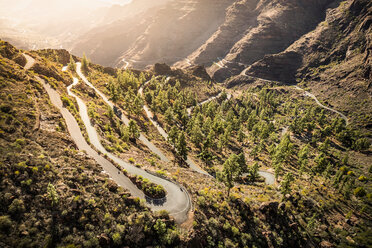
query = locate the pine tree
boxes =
[81,53,89,73]
[219,154,242,196]
[106,105,114,119]
[319,137,330,153]
[164,107,174,125]
[145,92,153,105]
[237,153,248,174]
[119,124,130,142]
[298,144,309,169]
[68,55,76,71]
[168,126,179,146]
[237,128,245,143]
[190,125,203,148]
[133,95,144,116]
[139,72,146,84]
[128,120,140,140]
[280,172,294,195]
[176,131,188,161]
[108,79,120,104]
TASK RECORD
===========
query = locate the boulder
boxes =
[153,63,172,75]
[14,54,27,67]
[190,65,211,81]
[259,201,279,215]
[320,240,334,248]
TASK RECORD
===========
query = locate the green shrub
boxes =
[15,139,26,146]
[0,215,12,232]
[353,138,370,151]
[61,96,72,107]
[8,199,25,215]
[112,232,122,245]
[156,170,166,176]
[354,187,366,197]
[0,104,11,113]
[358,175,368,182]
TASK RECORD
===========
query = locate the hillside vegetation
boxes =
[1,0,372,243]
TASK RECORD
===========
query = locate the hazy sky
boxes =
[0,0,132,18]
[0,0,133,49]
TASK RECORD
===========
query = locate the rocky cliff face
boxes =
[71,0,341,77]
[197,0,336,81]
[71,0,234,68]
[243,0,372,128]
[71,0,370,97]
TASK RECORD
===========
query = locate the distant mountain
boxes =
[0,0,132,50]
[241,0,372,129]
[69,0,355,75]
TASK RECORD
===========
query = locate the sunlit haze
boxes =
[0,0,132,49]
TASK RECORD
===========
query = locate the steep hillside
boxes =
[1,33,372,247]
[0,41,179,247]
[71,0,234,68]
[197,0,337,81]
[242,0,372,131]
[71,0,343,79]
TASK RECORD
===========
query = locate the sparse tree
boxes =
[133,95,144,116]
[47,183,59,207]
[68,55,76,71]
[219,154,242,196]
[353,138,370,151]
[280,172,294,195]
[298,144,310,170]
[176,131,188,161]
[81,53,89,73]
[128,120,140,140]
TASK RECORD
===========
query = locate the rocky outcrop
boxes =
[244,51,302,83]
[238,0,372,130]
[13,54,27,67]
[245,0,371,82]
[153,63,173,76]
[0,40,25,67]
[31,62,64,82]
[259,201,279,215]
[189,65,212,81]
[207,0,336,81]
[176,0,259,67]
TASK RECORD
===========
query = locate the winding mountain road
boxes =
[73,63,193,222]
[76,63,170,163]
[186,91,232,116]
[24,54,35,70]
[239,68,349,125]
[121,58,130,70]
[137,79,277,185]
[24,54,191,223]
[138,79,210,176]
[294,86,349,125]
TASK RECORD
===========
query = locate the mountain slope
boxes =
[0,41,180,247]
[241,0,372,130]
[71,0,234,68]
[70,0,342,79]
